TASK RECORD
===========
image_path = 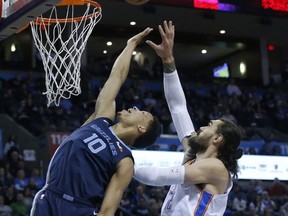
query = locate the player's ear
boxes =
[137,124,147,134]
[213,134,223,146]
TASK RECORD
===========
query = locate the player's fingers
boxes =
[170,21,175,32]
[167,21,174,37]
[168,20,173,29]
[146,40,157,49]
[158,24,166,39]
[141,27,153,36]
[163,20,169,33]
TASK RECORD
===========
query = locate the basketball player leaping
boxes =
[134,21,243,215]
[31,27,160,216]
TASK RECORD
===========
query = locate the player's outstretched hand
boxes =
[146,20,175,63]
[127,27,153,45]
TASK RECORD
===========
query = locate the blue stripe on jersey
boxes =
[195,191,213,216]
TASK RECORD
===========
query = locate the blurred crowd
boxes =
[0,66,288,142]
[0,139,287,216]
[115,177,288,216]
[0,146,45,216]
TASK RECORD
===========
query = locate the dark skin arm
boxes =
[97,157,134,216]
[82,27,153,126]
[87,28,153,216]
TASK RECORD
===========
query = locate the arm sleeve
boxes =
[164,70,195,141]
[133,165,185,186]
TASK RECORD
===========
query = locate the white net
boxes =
[30,1,102,107]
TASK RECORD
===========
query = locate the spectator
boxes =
[29,168,44,190]
[150,187,165,211]
[221,107,238,124]
[229,182,243,202]
[149,204,160,216]
[280,202,288,216]
[22,187,33,209]
[269,178,287,208]
[248,193,262,215]
[167,121,177,135]
[148,199,160,216]
[3,186,16,205]
[228,93,242,113]
[131,197,150,216]
[259,141,272,155]
[17,161,31,178]
[10,193,29,216]
[0,195,12,216]
[255,180,264,194]
[152,57,163,79]
[248,147,257,155]
[159,106,172,134]
[272,145,282,156]
[133,185,149,205]
[5,150,22,178]
[246,181,258,205]
[226,78,242,97]
[0,167,13,190]
[3,135,18,159]
[209,106,223,120]
[119,190,133,213]
[260,191,277,214]
[13,170,29,191]
[25,178,38,197]
[143,91,157,108]
[232,191,247,215]
[141,57,153,79]
[269,178,287,198]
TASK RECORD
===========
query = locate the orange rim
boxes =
[17,0,101,33]
[32,0,101,25]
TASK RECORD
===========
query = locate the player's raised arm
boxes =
[146,21,194,153]
[83,27,153,125]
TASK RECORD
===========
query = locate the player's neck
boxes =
[111,124,136,146]
[195,147,218,161]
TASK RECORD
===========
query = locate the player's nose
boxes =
[133,106,139,111]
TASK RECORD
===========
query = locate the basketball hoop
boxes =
[30,0,102,107]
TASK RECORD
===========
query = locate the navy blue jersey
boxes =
[46,117,133,207]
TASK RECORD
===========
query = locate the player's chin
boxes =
[117,110,126,117]
[190,131,197,137]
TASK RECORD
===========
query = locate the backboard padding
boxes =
[0,0,62,41]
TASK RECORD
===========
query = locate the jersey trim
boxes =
[194,190,214,216]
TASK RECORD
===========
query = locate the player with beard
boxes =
[134,21,243,215]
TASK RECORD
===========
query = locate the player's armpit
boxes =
[97,157,134,216]
[184,158,228,187]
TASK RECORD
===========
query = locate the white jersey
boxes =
[161,174,233,216]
